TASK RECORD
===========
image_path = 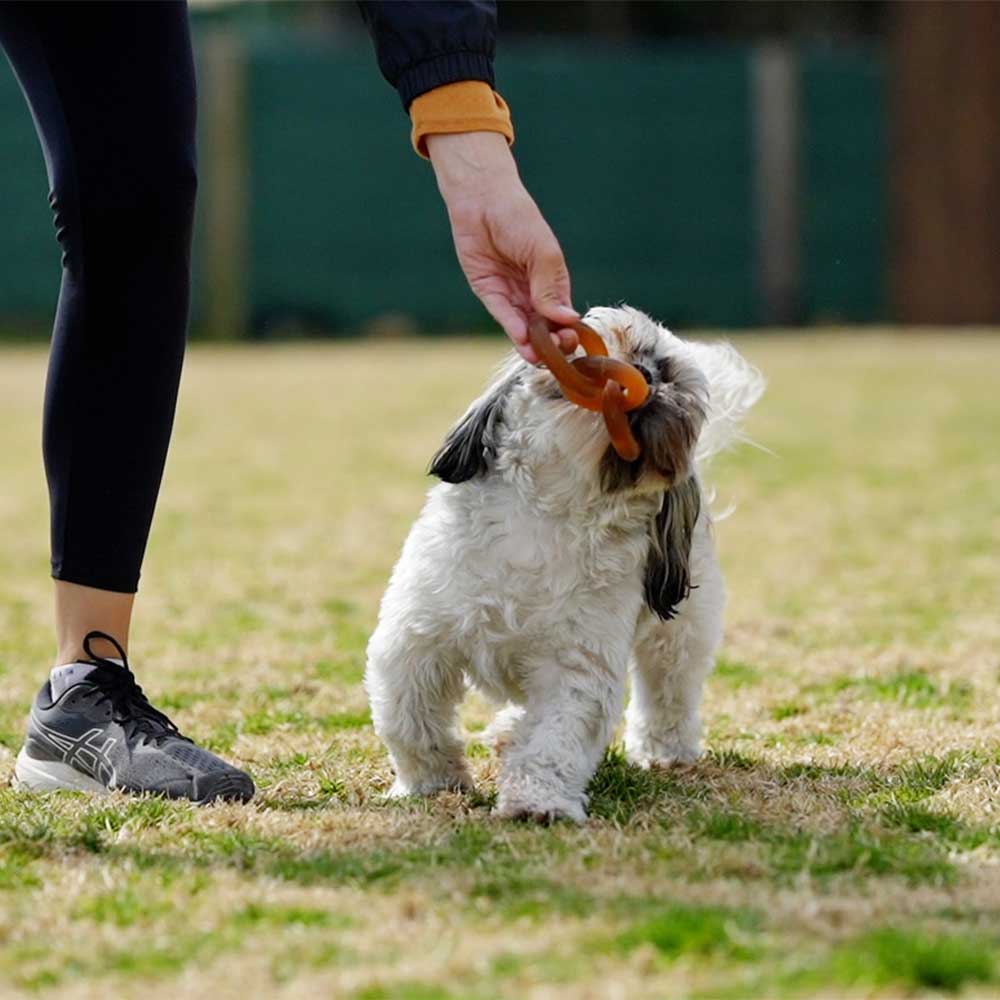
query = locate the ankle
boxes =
[54,580,134,666]
[55,634,128,666]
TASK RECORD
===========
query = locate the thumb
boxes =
[528,239,576,324]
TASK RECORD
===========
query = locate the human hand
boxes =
[427,131,578,364]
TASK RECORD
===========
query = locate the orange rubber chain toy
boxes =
[527,317,649,461]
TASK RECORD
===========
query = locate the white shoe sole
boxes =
[13,747,108,794]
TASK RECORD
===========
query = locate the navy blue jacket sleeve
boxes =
[357,1,497,110]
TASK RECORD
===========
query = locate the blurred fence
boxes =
[0,30,885,337]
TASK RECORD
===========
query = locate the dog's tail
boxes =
[684,339,766,469]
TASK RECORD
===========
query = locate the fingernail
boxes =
[551,304,579,318]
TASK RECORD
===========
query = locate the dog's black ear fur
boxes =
[644,476,701,620]
[429,371,519,483]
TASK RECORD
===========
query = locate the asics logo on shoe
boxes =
[30,713,118,787]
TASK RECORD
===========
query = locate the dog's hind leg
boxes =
[365,630,473,797]
[625,545,725,768]
[493,644,627,824]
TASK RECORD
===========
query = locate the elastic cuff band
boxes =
[410,81,514,159]
[397,51,495,109]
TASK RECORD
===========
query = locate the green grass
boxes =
[613,903,762,961]
[1,333,999,998]
[808,928,996,994]
[713,657,761,687]
[815,669,975,712]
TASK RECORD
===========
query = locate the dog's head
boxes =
[429,306,744,620]
[430,306,709,497]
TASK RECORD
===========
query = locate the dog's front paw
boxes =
[493,800,587,825]
[494,774,587,825]
[625,735,702,769]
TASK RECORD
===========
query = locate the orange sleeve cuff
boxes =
[409,81,514,160]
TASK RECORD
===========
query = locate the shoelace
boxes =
[81,630,190,745]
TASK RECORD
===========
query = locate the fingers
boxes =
[479,293,539,363]
[553,326,579,354]
[527,234,579,355]
[481,292,580,364]
[482,293,579,365]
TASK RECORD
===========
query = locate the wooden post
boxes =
[753,42,801,326]
[201,32,249,340]
[891,1,1000,324]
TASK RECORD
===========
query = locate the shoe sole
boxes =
[13,747,255,804]
[13,747,107,794]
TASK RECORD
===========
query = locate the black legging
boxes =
[0,2,195,593]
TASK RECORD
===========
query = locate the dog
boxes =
[365,306,763,822]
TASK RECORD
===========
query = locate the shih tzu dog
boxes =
[366,306,763,822]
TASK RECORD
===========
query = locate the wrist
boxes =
[427,132,519,197]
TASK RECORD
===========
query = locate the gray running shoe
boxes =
[14,630,254,803]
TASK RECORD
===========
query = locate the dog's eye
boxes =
[657,359,674,383]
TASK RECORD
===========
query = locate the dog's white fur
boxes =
[366,306,763,822]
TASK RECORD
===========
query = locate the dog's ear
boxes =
[644,476,701,620]
[429,370,519,483]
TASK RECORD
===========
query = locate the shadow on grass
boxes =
[1,746,996,900]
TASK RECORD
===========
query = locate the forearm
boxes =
[358,1,575,361]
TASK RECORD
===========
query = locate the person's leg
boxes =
[1,2,253,801]
[0,1,195,658]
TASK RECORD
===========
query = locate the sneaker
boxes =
[13,630,254,804]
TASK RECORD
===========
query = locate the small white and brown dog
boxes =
[366,306,763,822]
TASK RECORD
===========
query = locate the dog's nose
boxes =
[636,364,655,387]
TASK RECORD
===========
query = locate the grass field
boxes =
[1,332,999,999]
